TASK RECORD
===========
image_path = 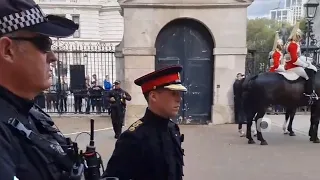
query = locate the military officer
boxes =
[0,0,79,179]
[102,65,186,180]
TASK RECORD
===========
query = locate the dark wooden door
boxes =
[155,19,214,124]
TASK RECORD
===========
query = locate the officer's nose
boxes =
[47,51,57,63]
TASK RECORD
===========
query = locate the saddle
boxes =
[277,71,301,81]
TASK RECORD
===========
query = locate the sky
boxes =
[247,0,285,19]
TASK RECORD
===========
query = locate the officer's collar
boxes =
[0,85,34,115]
[143,108,170,128]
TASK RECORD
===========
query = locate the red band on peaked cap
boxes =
[141,73,180,93]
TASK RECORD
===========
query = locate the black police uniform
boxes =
[0,86,73,180]
[102,65,186,180]
[109,85,131,138]
[0,0,79,179]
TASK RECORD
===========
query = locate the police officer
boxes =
[102,65,186,180]
[0,0,79,179]
[108,80,131,139]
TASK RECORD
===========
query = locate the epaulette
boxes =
[128,119,143,132]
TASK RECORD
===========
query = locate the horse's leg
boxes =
[283,110,290,134]
[287,108,297,136]
[255,109,268,145]
[310,103,320,143]
[246,110,256,144]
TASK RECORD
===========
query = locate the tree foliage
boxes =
[247,18,292,51]
[246,18,293,74]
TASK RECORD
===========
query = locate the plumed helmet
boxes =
[288,22,303,40]
[272,32,283,50]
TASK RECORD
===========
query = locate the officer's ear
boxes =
[149,89,163,103]
[149,90,157,103]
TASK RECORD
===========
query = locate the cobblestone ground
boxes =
[53,116,320,180]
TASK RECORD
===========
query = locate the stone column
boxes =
[121,48,156,125]
[115,40,124,83]
[211,48,247,125]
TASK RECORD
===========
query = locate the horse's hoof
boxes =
[310,137,314,141]
[260,141,268,145]
[313,139,320,143]
[284,131,289,135]
[248,140,255,144]
[289,132,296,136]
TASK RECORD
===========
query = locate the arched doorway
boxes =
[155,18,214,124]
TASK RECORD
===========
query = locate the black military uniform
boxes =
[0,0,79,179]
[102,65,186,180]
[109,81,132,138]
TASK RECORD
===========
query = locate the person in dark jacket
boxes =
[108,80,131,139]
[102,65,186,180]
[0,0,79,179]
[89,81,104,114]
[233,73,246,137]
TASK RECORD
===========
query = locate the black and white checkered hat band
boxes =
[0,6,46,35]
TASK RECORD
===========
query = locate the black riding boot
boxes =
[304,69,319,104]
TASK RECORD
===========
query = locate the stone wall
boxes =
[117,0,252,125]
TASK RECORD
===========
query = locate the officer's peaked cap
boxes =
[0,0,79,37]
[134,65,187,93]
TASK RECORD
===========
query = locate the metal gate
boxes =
[38,40,116,114]
[155,19,214,124]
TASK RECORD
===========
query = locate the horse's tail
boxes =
[242,75,258,93]
[241,75,259,108]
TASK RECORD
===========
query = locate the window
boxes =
[271,11,276,19]
[71,15,80,38]
[282,11,287,16]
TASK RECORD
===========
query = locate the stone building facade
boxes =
[35,0,123,83]
[116,0,253,125]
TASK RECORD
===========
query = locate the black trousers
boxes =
[111,107,125,137]
[305,68,316,94]
[91,97,102,112]
[58,96,67,112]
[74,95,82,112]
[234,97,246,124]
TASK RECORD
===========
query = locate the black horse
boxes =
[242,70,320,145]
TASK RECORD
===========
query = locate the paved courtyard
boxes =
[53,114,320,180]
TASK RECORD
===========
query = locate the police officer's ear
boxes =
[0,36,15,63]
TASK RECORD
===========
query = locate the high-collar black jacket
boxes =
[103,108,185,180]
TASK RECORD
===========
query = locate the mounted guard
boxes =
[284,22,319,103]
[269,32,285,72]
[241,22,320,145]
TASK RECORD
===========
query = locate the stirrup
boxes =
[311,91,319,100]
[303,93,314,105]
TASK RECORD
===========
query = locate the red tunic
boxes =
[284,42,299,70]
[269,50,281,72]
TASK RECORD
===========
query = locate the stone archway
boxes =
[155,18,215,125]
